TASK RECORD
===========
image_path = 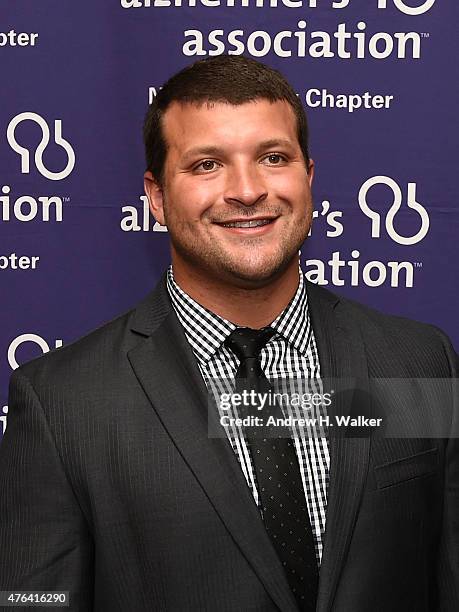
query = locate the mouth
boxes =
[213,217,279,233]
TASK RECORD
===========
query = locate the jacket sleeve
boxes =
[435,335,459,611]
[0,369,94,611]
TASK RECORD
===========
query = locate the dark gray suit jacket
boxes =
[0,276,458,611]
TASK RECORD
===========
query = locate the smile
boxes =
[214,217,279,236]
[221,219,273,228]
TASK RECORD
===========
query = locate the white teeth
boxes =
[221,219,272,228]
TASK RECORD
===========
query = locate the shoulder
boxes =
[13,274,172,393]
[307,282,457,377]
[12,305,138,394]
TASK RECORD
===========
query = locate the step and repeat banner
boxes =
[1,0,458,441]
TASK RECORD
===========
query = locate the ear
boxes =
[144,171,166,226]
[306,158,315,188]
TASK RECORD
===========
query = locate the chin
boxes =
[220,256,294,288]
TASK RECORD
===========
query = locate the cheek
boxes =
[268,168,310,198]
[275,181,311,211]
[170,179,220,221]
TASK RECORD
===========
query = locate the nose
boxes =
[224,162,268,207]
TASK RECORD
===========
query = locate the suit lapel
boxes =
[127,279,299,612]
[306,282,371,612]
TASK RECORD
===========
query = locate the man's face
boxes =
[144,99,314,288]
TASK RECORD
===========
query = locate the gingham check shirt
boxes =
[166,265,330,563]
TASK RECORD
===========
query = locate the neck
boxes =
[171,257,301,328]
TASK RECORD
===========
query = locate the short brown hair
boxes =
[143,55,310,184]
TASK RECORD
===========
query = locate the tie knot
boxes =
[225,327,275,361]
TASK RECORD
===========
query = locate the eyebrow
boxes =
[181,146,223,164]
[180,138,296,164]
[256,138,296,152]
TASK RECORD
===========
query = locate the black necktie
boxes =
[225,327,318,612]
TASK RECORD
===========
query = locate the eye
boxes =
[194,160,221,173]
[262,153,287,165]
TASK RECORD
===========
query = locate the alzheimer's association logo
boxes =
[7,112,75,181]
[358,176,430,246]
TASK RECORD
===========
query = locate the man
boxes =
[0,56,458,611]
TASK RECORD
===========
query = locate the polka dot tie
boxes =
[225,328,318,611]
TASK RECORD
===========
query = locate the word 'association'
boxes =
[183,21,422,60]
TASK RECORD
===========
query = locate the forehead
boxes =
[161,99,299,154]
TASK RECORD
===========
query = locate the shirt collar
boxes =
[166,265,312,363]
